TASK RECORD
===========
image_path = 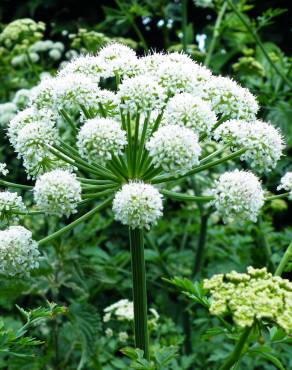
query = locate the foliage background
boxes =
[0,1,291,369]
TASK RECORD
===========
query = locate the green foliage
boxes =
[121,345,178,369]
[0,1,292,369]
[0,302,65,359]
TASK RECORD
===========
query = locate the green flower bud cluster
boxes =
[203,267,292,333]
[0,18,45,51]
[232,56,265,78]
[69,28,137,54]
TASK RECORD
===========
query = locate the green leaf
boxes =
[164,277,209,308]
[250,349,285,370]
[69,303,101,370]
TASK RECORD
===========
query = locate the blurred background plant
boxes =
[0,0,291,369]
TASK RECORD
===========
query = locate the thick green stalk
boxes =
[129,228,150,360]
[275,241,292,276]
[38,197,113,246]
[227,0,292,89]
[182,0,188,52]
[219,326,253,370]
[204,1,228,66]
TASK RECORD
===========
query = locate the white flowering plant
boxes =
[1,42,291,366]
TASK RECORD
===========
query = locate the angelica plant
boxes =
[0,42,289,362]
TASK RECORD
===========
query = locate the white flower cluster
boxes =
[52,74,99,113]
[30,74,99,114]
[8,107,55,147]
[201,76,259,121]
[117,76,166,114]
[29,77,56,110]
[163,93,217,135]
[137,53,166,74]
[103,299,134,322]
[146,125,201,176]
[14,119,59,178]
[0,163,9,176]
[210,170,264,223]
[112,182,163,229]
[58,54,104,83]
[77,118,127,164]
[33,169,81,217]
[0,226,40,276]
[277,172,292,199]
[155,61,211,96]
[98,42,138,78]
[0,191,26,222]
[215,120,284,172]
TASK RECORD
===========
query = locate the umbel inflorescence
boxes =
[0,42,289,277]
[203,267,292,333]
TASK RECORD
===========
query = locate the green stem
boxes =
[204,1,228,66]
[129,228,150,360]
[192,213,209,277]
[38,197,113,246]
[59,109,78,134]
[219,326,253,370]
[78,178,114,185]
[265,192,290,201]
[275,241,292,276]
[182,0,188,52]
[152,148,246,184]
[200,144,230,164]
[81,184,117,191]
[115,0,148,51]
[132,113,140,176]
[227,0,292,89]
[137,114,150,172]
[0,180,33,190]
[161,189,214,202]
[13,210,46,215]
[82,188,118,199]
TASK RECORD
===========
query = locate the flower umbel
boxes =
[146,125,201,176]
[33,169,81,217]
[112,182,163,229]
[204,267,292,332]
[210,170,264,222]
[0,226,40,276]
